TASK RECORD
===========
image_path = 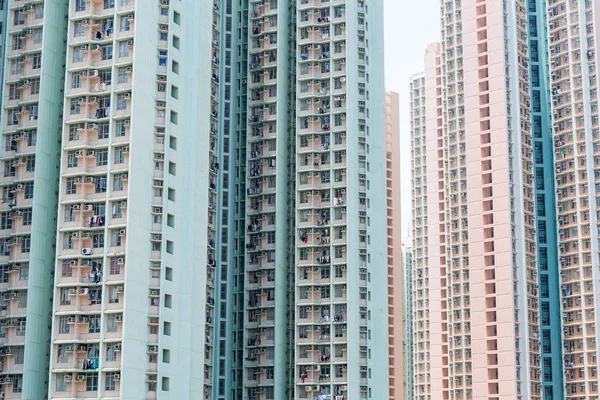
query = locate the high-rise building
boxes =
[47,0,226,398]
[402,244,414,400]
[410,0,554,398]
[548,0,600,398]
[0,1,66,399]
[0,0,390,399]
[410,69,431,399]
[385,90,403,400]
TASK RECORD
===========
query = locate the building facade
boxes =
[0,0,389,399]
[385,90,403,400]
[410,0,549,398]
[409,0,600,398]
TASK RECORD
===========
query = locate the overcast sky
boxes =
[384,0,440,242]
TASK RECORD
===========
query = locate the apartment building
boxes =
[0,0,388,399]
[410,69,430,399]
[528,0,564,397]
[0,1,66,399]
[402,245,413,400]
[48,0,218,399]
[385,90,403,400]
[548,0,600,398]
[410,0,547,398]
[291,0,388,399]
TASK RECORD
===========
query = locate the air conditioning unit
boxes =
[92,44,100,51]
[157,75,167,81]
[117,286,124,292]
[114,374,120,380]
[120,201,127,208]
[161,0,169,5]
[87,150,96,157]
[85,204,94,211]
[78,97,85,103]
[75,150,84,157]
[159,25,168,31]
[65,345,74,352]
[124,93,131,99]
[150,290,159,296]
[153,207,162,214]
[119,229,126,236]
[87,123,97,130]
[114,344,121,351]
[154,153,163,159]
[115,315,122,322]
[126,14,134,20]
[152,234,161,240]
[67,317,76,323]
[64,375,73,382]
[82,248,92,255]
[90,70,99,77]
[148,346,158,353]
[127,39,134,46]
[88,96,97,103]
[85,176,96,183]
[122,146,129,153]
[117,258,125,265]
[71,232,80,239]
[72,204,81,210]
[76,375,86,382]
[120,173,128,180]
[123,119,130,126]
[81,19,90,25]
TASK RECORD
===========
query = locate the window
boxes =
[17,291,26,308]
[95,176,107,193]
[70,98,81,115]
[111,230,123,247]
[119,41,129,57]
[118,66,130,84]
[12,376,22,393]
[14,347,24,364]
[88,315,101,333]
[86,374,98,391]
[106,373,117,391]
[109,286,120,304]
[72,47,83,63]
[110,258,121,275]
[113,175,124,191]
[60,288,71,305]
[104,0,115,9]
[106,343,118,361]
[19,264,28,281]
[25,156,35,172]
[117,93,129,110]
[10,59,22,75]
[8,85,20,101]
[114,147,125,164]
[58,316,70,334]
[102,45,113,60]
[96,150,108,166]
[162,377,169,391]
[30,79,40,95]
[107,314,118,333]
[75,0,86,11]
[57,345,68,363]
[32,53,41,69]
[120,15,130,31]
[92,234,104,248]
[34,4,44,18]
[74,21,85,37]
[67,151,78,168]
[21,236,30,253]
[55,374,67,392]
[66,178,77,195]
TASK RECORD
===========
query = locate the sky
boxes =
[383,0,440,242]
